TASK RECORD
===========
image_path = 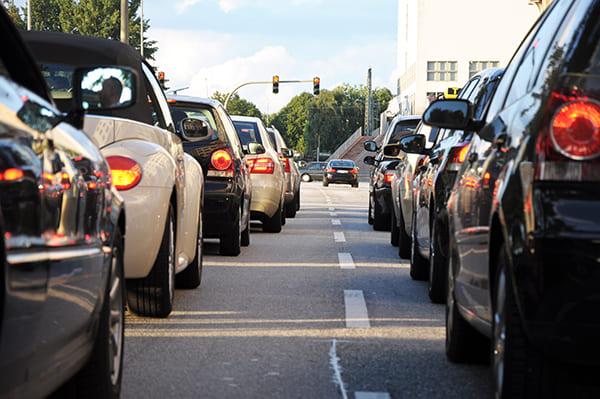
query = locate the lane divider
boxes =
[332,219,342,226]
[354,392,391,399]
[338,253,355,269]
[344,290,370,328]
[334,232,346,242]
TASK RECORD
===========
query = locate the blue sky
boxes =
[144,0,398,112]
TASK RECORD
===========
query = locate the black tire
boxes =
[428,214,447,304]
[372,194,391,231]
[62,228,125,398]
[391,210,400,247]
[353,182,359,188]
[368,195,374,225]
[263,201,283,233]
[220,206,241,256]
[286,198,297,218]
[241,210,250,247]
[397,205,411,259]
[492,245,543,399]
[281,199,287,226]
[127,204,175,318]
[176,214,203,289]
[301,174,312,182]
[322,179,329,187]
[410,211,428,280]
[446,240,488,363]
[295,190,301,211]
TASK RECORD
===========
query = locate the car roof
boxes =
[390,114,421,124]
[231,115,262,123]
[168,95,223,109]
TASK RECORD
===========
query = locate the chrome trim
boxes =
[7,247,103,265]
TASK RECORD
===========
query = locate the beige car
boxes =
[231,116,286,233]
[267,126,301,218]
[27,32,204,318]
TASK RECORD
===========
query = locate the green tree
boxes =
[270,92,313,153]
[3,0,26,29]
[212,92,262,119]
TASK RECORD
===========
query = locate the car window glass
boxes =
[389,119,420,143]
[170,105,219,141]
[473,76,502,119]
[504,0,573,106]
[218,106,244,158]
[458,77,480,100]
[142,63,174,131]
[233,121,263,146]
[330,160,355,168]
[267,131,278,150]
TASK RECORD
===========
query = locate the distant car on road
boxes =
[232,115,286,233]
[323,159,359,187]
[169,95,252,256]
[299,161,327,182]
[267,126,301,218]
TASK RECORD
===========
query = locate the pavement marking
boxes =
[332,219,341,225]
[344,290,370,328]
[329,339,349,399]
[330,212,338,217]
[354,393,391,399]
[334,232,346,242]
[329,207,335,211]
[338,253,355,269]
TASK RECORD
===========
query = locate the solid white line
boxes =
[334,232,346,242]
[338,253,355,269]
[354,392,391,399]
[344,290,370,328]
[332,219,341,225]
[329,339,349,399]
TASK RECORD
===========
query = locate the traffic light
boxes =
[272,75,280,94]
[157,71,169,90]
[313,77,320,95]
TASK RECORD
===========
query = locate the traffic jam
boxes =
[1,0,600,398]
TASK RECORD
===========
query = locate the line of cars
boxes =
[365,0,600,396]
[0,8,301,397]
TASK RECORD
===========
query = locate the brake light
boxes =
[351,168,359,175]
[106,156,142,191]
[281,157,291,173]
[384,170,394,185]
[211,150,233,171]
[447,144,470,171]
[0,168,24,181]
[550,100,600,160]
[248,157,275,174]
[326,168,336,173]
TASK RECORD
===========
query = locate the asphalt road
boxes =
[122,181,490,399]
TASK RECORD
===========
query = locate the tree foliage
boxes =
[212,92,263,119]
[4,0,157,60]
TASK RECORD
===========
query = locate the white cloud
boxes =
[176,0,322,13]
[176,0,202,13]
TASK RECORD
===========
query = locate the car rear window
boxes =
[170,105,219,141]
[233,121,263,146]
[330,160,355,168]
[390,119,420,143]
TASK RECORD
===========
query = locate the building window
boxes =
[427,61,457,81]
[469,61,500,78]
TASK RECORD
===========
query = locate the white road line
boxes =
[338,253,355,269]
[330,212,338,217]
[334,232,346,242]
[332,219,341,225]
[329,207,335,211]
[354,392,391,399]
[329,339,349,399]
[344,290,370,328]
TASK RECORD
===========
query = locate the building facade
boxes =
[394,0,539,115]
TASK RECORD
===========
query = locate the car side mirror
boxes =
[423,99,472,130]
[180,118,210,141]
[383,143,402,158]
[364,140,378,152]
[363,155,377,166]
[73,66,137,112]
[281,148,294,158]
[399,134,427,154]
[247,142,266,155]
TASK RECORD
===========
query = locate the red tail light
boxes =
[106,156,142,191]
[447,144,470,171]
[326,168,336,173]
[211,150,233,171]
[0,168,24,181]
[350,168,359,175]
[248,157,275,174]
[550,100,600,160]
[384,170,394,185]
[281,157,291,173]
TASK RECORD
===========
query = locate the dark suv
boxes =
[169,96,252,256]
[423,0,600,396]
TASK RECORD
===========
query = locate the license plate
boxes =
[338,170,348,174]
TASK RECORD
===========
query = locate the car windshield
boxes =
[233,121,263,146]
[330,160,355,168]
[170,105,219,141]
[39,63,75,100]
[389,119,420,143]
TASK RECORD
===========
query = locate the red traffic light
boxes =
[313,77,320,95]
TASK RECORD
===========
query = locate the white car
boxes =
[26,32,205,318]
[231,116,286,233]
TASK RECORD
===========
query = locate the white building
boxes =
[394,0,539,116]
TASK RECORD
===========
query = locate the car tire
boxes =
[353,182,359,188]
[127,204,175,318]
[61,228,125,398]
[176,214,203,289]
[428,214,447,304]
[492,244,544,399]
[295,190,301,211]
[409,211,428,280]
[391,210,400,247]
[322,179,329,187]
[372,194,391,231]
[397,205,411,259]
[241,210,250,247]
[368,196,374,225]
[446,241,488,363]
[301,174,311,182]
[263,201,283,233]
[220,206,242,256]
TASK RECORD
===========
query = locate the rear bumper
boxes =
[203,178,240,237]
[325,173,358,184]
[374,186,392,215]
[250,174,281,218]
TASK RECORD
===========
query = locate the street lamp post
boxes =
[26,0,31,30]
[120,0,129,44]
[140,0,144,57]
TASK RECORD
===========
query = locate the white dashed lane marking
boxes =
[334,232,346,242]
[344,290,370,328]
[354,392,391,399]
[338,253,355,269]
[332,219,341,225]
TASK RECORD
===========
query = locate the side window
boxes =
[458,77,480,100]
[218,106,244,158]
[504,0,574,106]
[141,63,175,132]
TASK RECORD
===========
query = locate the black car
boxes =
[299,161,327,182]
[397,68,504,302]
[424,0,600,396]
[322,159,359,187]
[0,7,126,398]
[169,96,252,256]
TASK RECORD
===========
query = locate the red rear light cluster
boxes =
[106,156,142,191]
[0,168,24,181]
[248,157,275,174]
[351,168,359,175]
[281,157,291,173]
[447,144,470,171]
[326,168,336,173]
[384,170,394,185]
[211,150,233,171]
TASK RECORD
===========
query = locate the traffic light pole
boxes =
[224,79,314,110]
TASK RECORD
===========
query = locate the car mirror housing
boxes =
[363,155,377,166]
[423,99,472,130]
[399,134,427,155]
[363,140,378,152]
[383,143,402,158]
[73,66,137,112]
[179,118,210,141]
